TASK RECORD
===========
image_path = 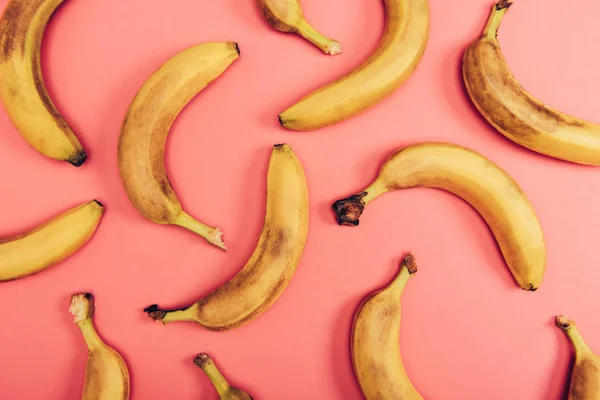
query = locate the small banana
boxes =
[0,200,104,282]
[0,0,87,166]
[463,1,600,165]
[556,315,600,399]
[118,42,240,250]
[332,142,546,291]
[352,254,423,400]
[278,0,429,131]
[257,0,341,55]
[144,144,308,331]
[194,354,254,399]
[70,293,130,400]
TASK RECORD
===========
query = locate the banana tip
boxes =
[193,353,211,368]
[556,315,573,330]
[327,41,342,56]
[67,151,87,167]
[207,229,226,251]
[332,193,367,226]
[496,0,512,10]
[403,254,417,274]
[70,293,95,323]
[144,304,166,322]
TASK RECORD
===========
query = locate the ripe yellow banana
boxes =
[352,254,423,400]
[0,0,87,166]
[278,0,430,131]
[332,142,546,291]
[463,1,600,165]
[118,42,240,250]
[0,200,104,282]
[144,144,309,331]
[257,0,341,55]
[556,315,600,399]
[70,293,130,400]
[194,354,254,399]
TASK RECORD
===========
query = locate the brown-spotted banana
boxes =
[144,144,309,331]
[257,0,341,55]
[352,254,423,400]
[0,200,104,282]
[556,315,600,400]
[278,0,430,131]
[0,0,87,166]
[118,42,240,250]
[70,293,130,400]
[194,354,254,399]
[332,142,546,291]
[463,1,600,165]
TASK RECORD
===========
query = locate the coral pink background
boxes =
[1,0,600,398]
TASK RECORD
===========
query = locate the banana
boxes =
[352,254,422,400]
[278,0,429,131]
[0,0,87,166]
[194,354,254,399]
[332,142,546,291]
[118,42,240,250]
[70,293,130,400]
[0,200,104,282]
[463,1,600,165]
[556,315,600,399]
[257,0,341,55]
[143,144,308,331]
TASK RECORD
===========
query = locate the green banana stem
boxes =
[194,354,230,396]
[295,19,341,55]
[483,1,512,39]
[174,211,226,251]
[556,315,593,357]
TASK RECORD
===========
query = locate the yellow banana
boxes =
[194,354,254,399]
[70,293,130,400]
[556,315,600,400]
[332,142,546,291]
[144,144,309,331]
[278,0,430,131]
[352,254,423,400]
[257,0,341,55]
[463,1,600,165]
[118,42,240,250]
[0,0,87,166]
[0,200,104,282]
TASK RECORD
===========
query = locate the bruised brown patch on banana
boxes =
[0,0,32,61]
[332,192,367,226]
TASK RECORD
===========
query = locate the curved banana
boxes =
[118,42,240,250]
[0,0,87,166]
[332,142,546,291]
[144,144,309,331]
[0,200,104,282]
[194,354,254,399]
[463,1,600,165]
[352,254,423,400]
[70,294,130,400]
[556,315,600,399]
[278,0,430,131]
[258,0,341,55]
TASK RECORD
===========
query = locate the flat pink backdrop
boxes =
[1,0,599,398]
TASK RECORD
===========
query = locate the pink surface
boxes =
[1,0,600,398]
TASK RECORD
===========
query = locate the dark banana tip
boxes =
[525,283,538,292]
[67,151,87,167]
[193,353,211,368]
[496,0,512,10]
[278,114,285,127]
[143,304,166,321]
[331,192,367,226]
[234,42,240,55]
[93,199,104,208]
[403,254,417,274]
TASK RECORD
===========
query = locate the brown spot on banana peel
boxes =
[332,192,367,226]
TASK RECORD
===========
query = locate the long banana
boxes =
[194,354,254,399]
[118,42,240,250]
[278,0,430,131]
[257,0,341,55]
[463,1,600,165]
[0,200,104,282]
[352,254,423,400]
[0,0,87,166]
[332,142,546,291]
[70,293,130,400]
[144,144,309,331]
[556,315,600,399]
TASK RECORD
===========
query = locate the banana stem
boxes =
[295,19,341,55]
[482,1,512,39]
[174,212,226,251]
[77,319,105,351]
[144,303,199,325]
[194,354,230,396]
[389,254,418,295]
[556,316,593,358]
[331,181,387,226]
